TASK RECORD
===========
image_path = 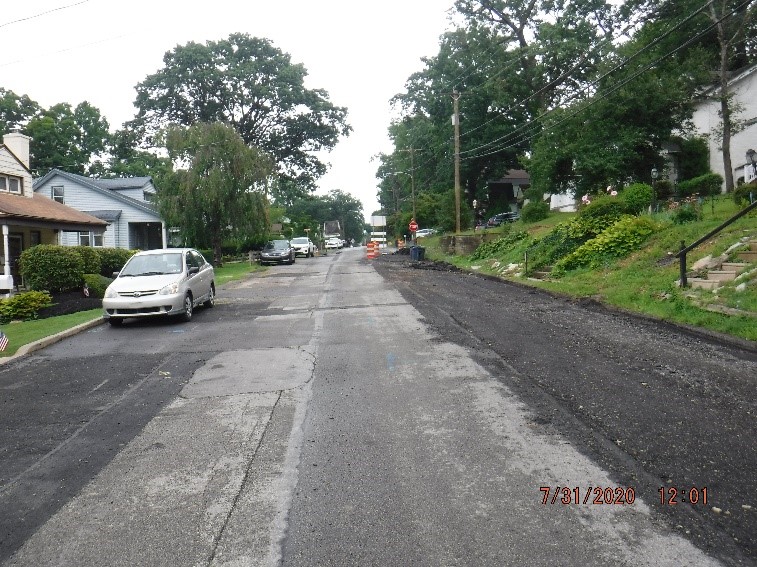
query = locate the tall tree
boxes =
[132,33,351,198]
[0,88,39,134]
[24,102,110,177]
[161,122,273,264]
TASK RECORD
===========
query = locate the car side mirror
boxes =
[188,266,200,275]
[112,271,120,278]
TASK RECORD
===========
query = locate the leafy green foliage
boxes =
[71,246,101,275]
[555,216,658,271]
[621,183,654,215]
[133,33,350,196]
[24,102,110,177]
[0,291,53,323]
[83,274,111,298]
[571,195,626,237]
[520,200,550,223]
[162,122,273,264]
[677,173,723,197]
[733,183,756,206]
[18,245,84,292]
[0,88,39,133]
[98,248,138,277]
[471,230,529,260]
[670,200,702,224]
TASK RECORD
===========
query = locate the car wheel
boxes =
[203,284,215,308]
[182,293,193,322]
[108,317,123,326]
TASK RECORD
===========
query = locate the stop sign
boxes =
[409,219,418,232]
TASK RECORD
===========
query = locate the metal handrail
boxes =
[675,199,757,287]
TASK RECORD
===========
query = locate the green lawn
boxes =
[0,259,264,359]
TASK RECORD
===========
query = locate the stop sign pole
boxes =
[409,218,418,244]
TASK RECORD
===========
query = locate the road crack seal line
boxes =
[204,390,283,567]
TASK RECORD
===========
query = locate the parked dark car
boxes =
[487,212,521,227]
[260,239,296,265]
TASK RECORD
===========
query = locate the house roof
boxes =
[33,169,160,217]
[0,192,108,231]
[86,209,123,222]
[695,63,757,99]
[490,169,531,185]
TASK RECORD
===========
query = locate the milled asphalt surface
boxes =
[1,247,754,566]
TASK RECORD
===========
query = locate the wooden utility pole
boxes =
[452,90,461,233]
[399,148,417,221]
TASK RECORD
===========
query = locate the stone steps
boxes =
[689,240,755,290]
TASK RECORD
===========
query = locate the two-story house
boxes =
[0,132,107,291]
[33,170,167,250]
[691,63,757,188]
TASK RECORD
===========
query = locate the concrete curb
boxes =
[0,317,106,366]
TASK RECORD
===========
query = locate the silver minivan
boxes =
[102,248,215,326]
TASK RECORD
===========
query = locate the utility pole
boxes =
[452,90,461,233]
[399,148,417,221]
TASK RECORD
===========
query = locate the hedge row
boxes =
[19,245,136,292]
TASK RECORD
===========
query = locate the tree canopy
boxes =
[132,33,351,200]
[378,0,757,229]
[160,122,273,264]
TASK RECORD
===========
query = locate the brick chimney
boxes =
[3,132,31,169]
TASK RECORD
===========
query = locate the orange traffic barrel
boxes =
[366,241,378,259]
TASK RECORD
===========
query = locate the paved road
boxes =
[0,247,753,566]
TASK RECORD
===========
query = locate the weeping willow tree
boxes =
[159,122,273,264]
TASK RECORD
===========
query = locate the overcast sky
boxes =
[1,0,455,221]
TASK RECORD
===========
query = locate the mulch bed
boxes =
[37,290,102,319]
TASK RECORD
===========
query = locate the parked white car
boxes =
[325,237,342,249]
[291,236,316,257]
[102,248,215,326]
[415,228,437,238]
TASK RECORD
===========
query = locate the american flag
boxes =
[0,331,8,352]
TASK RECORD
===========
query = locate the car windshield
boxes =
[291,238,308,244]
[265,240,290,250]
[120,253,183,276]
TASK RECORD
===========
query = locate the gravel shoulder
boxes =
[373,254,756,566]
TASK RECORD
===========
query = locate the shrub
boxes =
[98,248,137,276]
[72,246,101,275]
[670,201,702,224]
[83,273,112,298]
[570,195,626,239]
[556,216,658,271]
[523,223,585,274]
[621,183,654,215]
[0,290,53,323]
[677,173,723,197]
[18,245,84,292]
[654,179,673,199]
[471,230,529,260]
[733,183,756,206]
[520,200,550,223]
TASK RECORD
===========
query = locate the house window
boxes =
[30,231,41,246]
[52,185,64,203]
[143,191,154,203]
[79,230,104,247]
[0,174,22,193]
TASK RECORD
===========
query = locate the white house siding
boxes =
[34,177,161,249]
[691,66,757,190]
[0,148,32,199]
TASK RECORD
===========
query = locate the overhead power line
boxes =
[0,1,89,29]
